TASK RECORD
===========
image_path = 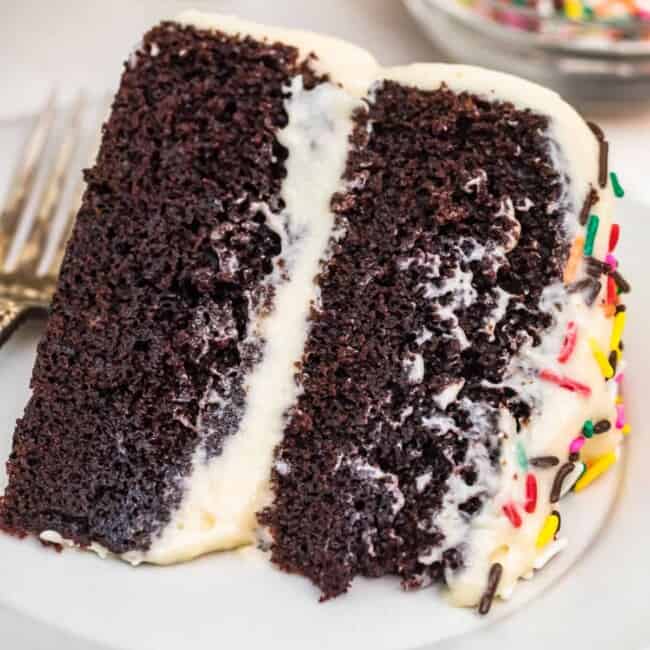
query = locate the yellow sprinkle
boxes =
[616,395,624,405]
[610,311,626,352]
[588,337,614,379]
[622,423,632,435]
[565,0,583,20]
[536,513,561,549]
[574,451,617,492]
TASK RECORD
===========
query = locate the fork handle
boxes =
[0,299,29,349]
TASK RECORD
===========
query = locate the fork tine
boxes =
[45,96,108,279]
[10,93,87,276]
[0,91,57,269]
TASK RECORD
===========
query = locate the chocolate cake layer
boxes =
[259,81,569,599]
[0,23,322,553]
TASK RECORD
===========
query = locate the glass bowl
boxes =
[403,0,650,106]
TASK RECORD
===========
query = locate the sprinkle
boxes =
[563,238,584,284]
[611,270,631,294]
[565,0,583,19]
[587,122,609,189]
[529,455,560,469]
[569,435,585,454]
[557,321,578,364]
[583,214,600,257]
[536,511,561,549]
[587,120,605,142]
[588,337,614,379]
[610,172,625,198]
[516,440,529,471]
[579,187,598,226]
[602,304,616,319]
[524,473,538,514]
[574,451,617,492]
[478,563,503,616]
[610,310,627,352]
[622,423,632,435]
[608,224,620,252]
[560,462,586,499]
[606,275,617,306]
[583,419,595,438]
[539,370,591,397]
[550,462,575,503]
[569,452,580,462]
[605,254,618,271]
[586,279,602,306]
[502,502,522,528]
[594,419,611,434]
[616,304,627,315]
[567,277,593,294]
[608,350,618,375]
[615,403,626,429]
[584,256,609,277]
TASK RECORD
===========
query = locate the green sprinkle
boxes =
[583,214,600,257]
[610,172,625,198]
[582,420,595,439]
[583,6,595,19]
[516,440,529,471]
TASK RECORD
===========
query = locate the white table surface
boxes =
[1,0,649,205]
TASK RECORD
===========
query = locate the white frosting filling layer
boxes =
[40,11,622,608]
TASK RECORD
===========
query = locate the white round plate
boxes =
[0,32,649,650]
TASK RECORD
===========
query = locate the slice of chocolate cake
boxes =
[0,12,628,613]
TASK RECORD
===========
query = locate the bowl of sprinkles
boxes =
[404,0,650,103]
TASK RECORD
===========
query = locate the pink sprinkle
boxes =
[569,436,586,454]
[539,369,592,397]
[605,254,618,271]
[615,373,624,384]
[616,404,625,429]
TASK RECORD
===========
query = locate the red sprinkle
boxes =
[539,369,592,397]
[502,502,522,528]
[524,473,538,514]
[607,275,617,305]
[557,321,578,364]
[608,224,620,252]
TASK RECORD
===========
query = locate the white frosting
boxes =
[38,12,623,609]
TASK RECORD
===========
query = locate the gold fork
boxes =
[0,93,103,348]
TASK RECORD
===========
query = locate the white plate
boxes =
[0,107,648,650]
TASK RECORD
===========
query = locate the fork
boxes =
[0,92,103,349]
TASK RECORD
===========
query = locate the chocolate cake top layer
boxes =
[0,23,322,553]
[260,81,570,599]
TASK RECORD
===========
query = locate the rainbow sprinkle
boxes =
[610,310,627,352]
[569,435,586,454]
[563,237,584,284]
[610,172,625,198]
[539,370,592,397]
[502,502,522,528]
[574,451,618,492]
[588,337,615,379]
[516,440,529,471]
[608,224,620,252]
[557,321,578,364]
[525,473,538,514]
[536,512,561,549]
[583,214,600,257]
